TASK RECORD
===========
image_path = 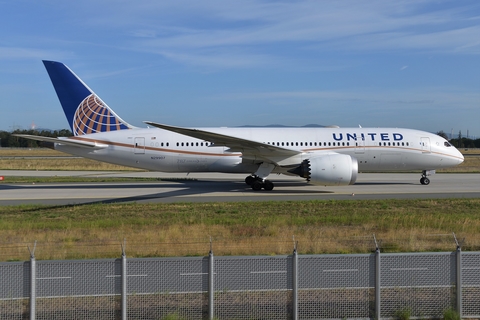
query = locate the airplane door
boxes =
[134,137,145,154]
[421,137,431,153]
[355,138,365,154]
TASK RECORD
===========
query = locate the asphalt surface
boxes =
[0,170,479,205]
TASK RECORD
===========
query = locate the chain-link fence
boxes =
[0,243,479,319]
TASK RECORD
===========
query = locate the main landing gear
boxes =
[420,170,430,185]
[245,175,274,191]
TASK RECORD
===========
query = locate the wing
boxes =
[144,121,301,162]
[13,134,108,149]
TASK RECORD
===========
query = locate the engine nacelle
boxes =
[288,154,358,186]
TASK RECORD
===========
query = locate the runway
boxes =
[0,171,479,205]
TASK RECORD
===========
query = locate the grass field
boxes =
[0,148,479,261]
[1,199,480,261]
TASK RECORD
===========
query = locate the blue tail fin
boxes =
[43,60,134,136]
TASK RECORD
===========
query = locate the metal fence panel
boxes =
[214,255,292,320]
[380,252,455,318]
[35,259,119,320]
[462,252,480,317]
[3,250,480,319]
[0,262,28,319]
[126,257,207,320]
[298,254,374,319]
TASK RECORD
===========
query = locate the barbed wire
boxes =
[0,232,475,261]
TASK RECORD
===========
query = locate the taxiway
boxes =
[0,171,479,206]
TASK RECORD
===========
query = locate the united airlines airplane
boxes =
[16,61,464,191]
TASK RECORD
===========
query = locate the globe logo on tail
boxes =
[72,94,130,136]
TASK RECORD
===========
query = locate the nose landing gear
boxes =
[420,170,431,185]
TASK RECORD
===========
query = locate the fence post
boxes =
[121,239,127,320]
[208,238,214,320]
[28,241,37,320]
[292,240,298,320]
[374,235,381,320]
[454,233,462,317]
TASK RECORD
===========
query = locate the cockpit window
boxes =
[444,141,452,147]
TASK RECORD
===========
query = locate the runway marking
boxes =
[37,277,72,280]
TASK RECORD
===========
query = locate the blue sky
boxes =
[1,0,479,138]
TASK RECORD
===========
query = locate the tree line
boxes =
[0,129,72,148]
[1,129,479,149]
[450,137,480,149]
[437,130,480,149]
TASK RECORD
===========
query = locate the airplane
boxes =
[15,60,464,191]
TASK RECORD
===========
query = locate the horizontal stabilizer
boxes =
[13,134,108,149]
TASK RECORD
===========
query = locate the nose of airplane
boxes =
[457,150,465,164]
[441,145,464,168]
[450,147,464,166]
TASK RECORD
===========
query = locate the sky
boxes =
[0,0,479,138]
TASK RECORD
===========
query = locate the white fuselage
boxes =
[55,127,464,177]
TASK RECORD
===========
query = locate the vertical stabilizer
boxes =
[43,60,134,136]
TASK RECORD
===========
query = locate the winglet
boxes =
[43,60,134,136]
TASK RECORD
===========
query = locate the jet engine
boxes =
[288,154,358,186]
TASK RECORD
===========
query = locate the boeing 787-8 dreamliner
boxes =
[16,61,464,191]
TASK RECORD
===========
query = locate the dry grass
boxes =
[0,158,142,171]
[0,200,479,261]
[0,148,68,157]
[461,148,480,155]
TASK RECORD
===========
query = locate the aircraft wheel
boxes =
[420,177,430,185]
[251,180,263,191]
[245,175,255,186]
[264,180,274,191]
